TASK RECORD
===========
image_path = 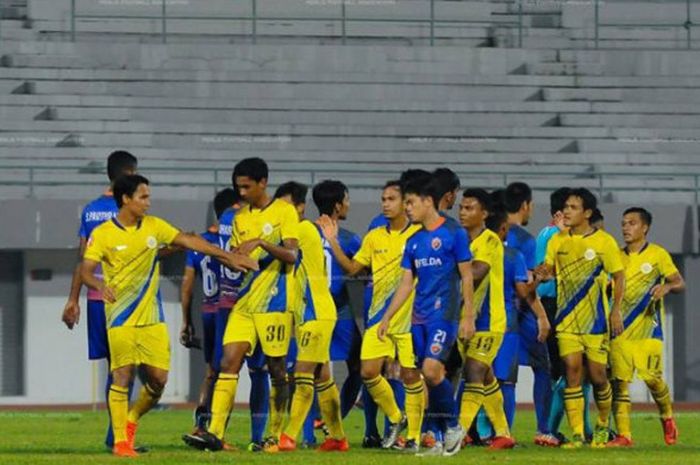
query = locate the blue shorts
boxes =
[493,332,520,383]
[411,320,458,366]
[215,308,266,372]
[87,300,108,360]
[330,318,362,362]
[201,312,217,365]
[518,312,551,371]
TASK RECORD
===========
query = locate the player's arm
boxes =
[472,260,490,288]
[609,270,626,337]
[172,232,259,272]
[377,269,415,340]
[253,238,299,265]
[516,283,551,342]
[80,258,116,303]
[651,272,685,301]
[458,260,476,341]
[62,237,87,329]
[317,215,366,275]
[180,266,196,346]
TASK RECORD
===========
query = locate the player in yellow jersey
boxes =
[607,207,685,447]
[535,188,625,448]
[271,181,350,452]
[319,180,425,452]
[457,188,515,450]
[81,175,257,458]
[184,158,301,453]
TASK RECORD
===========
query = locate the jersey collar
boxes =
[624,241,649,255]
[112,217,142,231]
[568,227,597,238]
[425,216,445,232]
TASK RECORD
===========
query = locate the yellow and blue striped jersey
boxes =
[354,223,420,333]
[470,228,506,333]
[545,228,623,335]
[618,243,678,341]
[290,220,337,324]
[232,198,300,314]
[83,216,180,328]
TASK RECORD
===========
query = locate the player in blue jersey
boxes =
[216,187,270,452]
[61,150,138,449]
[180,189,238,433]
[378,175,474,457]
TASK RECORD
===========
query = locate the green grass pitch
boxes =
[1,407,698,464]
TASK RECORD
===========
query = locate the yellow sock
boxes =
[316,378,345,439]
[127,384,162,424]
[482,379,510,437]
[594,382,613,428]
[459,383,485,430]
[208,374,238,439]
[564,386,585,437]
[268,375,289,438]
[108,384,129,444]
[613,381,632,439]
[404,381,425,442]
[646,378,673,419]
[364,376,402,424]
[284,373,315,440]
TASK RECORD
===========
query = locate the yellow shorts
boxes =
[108,323,170,371]
[361,324,416,369]
[557,332,609,365]
[296,319,336,364]
[459,331,504,366]
[223,311,292,358]
[610,338,664,382]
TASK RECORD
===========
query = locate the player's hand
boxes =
[650,284,669,302]
[458,317,476,342]
[62,300,81,330]
[236,239,261,256]
[553,211,565,230]
[610,309,624,337]
[533,264,551,282]
[377,318,389,341]
[316,215,339,242]
[180,323,194,347]
[223,252,259,272]
[536,315,551,343]
[102,286,117,304]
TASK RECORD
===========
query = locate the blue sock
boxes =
[384,379,405,437]
[249,369,270,444]
[501,382,516,429]
[582,382,593,438]
[548,377,566,435]
[302,395,319,444]
[533,368,552,434]
[455,378,465,414]
[475,407,493,440]
[361,386,380,438]
[340,368,363,419]
[429,379,458,430]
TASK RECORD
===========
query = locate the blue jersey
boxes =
[321,227,361,320]
[504,247,528,333]
[79,193,119,301]
[368,213,389,231]
[506,225,536,270]
[186,230,221,313]
[401,218,472,325]
[536,225,560,298]
[218,207,243,309]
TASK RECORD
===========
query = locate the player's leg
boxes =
[193,312,218,432]
[105,325,139,457]
[608,338,633,446]
[559,333,586,447]
[636,339,676,444]
[315,362,349,451]
[246,345,270,449]
[337,321,363,418]
[582,335,613,447]
[383,360,405,438]
[283,359,319,447]
[396,333,424,451]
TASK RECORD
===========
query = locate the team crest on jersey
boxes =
[430,342,443,355]
[146,236,158,249]
[262,223,274,236]
[431,237,442,251]
[584,248,596,261]
[271,286,278,296]
[641,262,653,274]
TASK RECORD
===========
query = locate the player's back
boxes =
[217,207,242,310]
[186,229,221,313]
[504,246,528,333]
[471,228,506,333]
[322,226,361,318]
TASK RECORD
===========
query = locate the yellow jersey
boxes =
[470,228,506,333]
[291,220,337,324]
[232,198,300,314]
[618,243,678,341]
[354,223,420,333]
[83,216,180,328]
[545,228,623,335]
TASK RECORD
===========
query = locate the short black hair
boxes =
[275,181,308,206]
[490,189,506,211]
[107,150,137,181]
[213,188,240,220]
[399,169,431,190]
[550,187,571,216]
[568,187,597,213]
[113,174,149,208]
[403,174,440,208]
[486,204,508,233]
[590,208,604,225]
[463,188,492,212]
[384,179,402,194]
[624,207,653,227]
[504,182,532,214]
[232,157,268,184]
[433,168,461,199]
[312,180,348,216]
